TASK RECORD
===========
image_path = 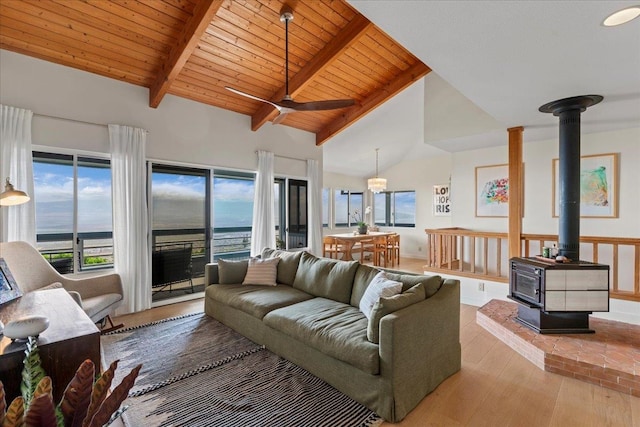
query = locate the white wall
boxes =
[323,155,453,259]
[0,50,320,177]
[449,127,640,324]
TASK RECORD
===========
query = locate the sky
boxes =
[33,161,415,234]
[33,161,256,234]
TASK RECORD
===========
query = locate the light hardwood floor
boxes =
[112,257,640,427]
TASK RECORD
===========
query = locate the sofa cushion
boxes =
[367,283,426,344]
[384,272,442,298]
[243,257,279,286]
[218,259,249,284]
[263,298,379,375]
[292,252,358,304]
[350,263,383,307]
[205,283,313,319]
[261,248,303,286]
[359,271,403,319]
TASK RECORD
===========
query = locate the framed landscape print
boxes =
[475,164,509,217]
[552,153,618,218]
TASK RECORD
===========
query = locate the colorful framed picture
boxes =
[475,164,509,217]
[552,153,618,218]
[0,258,22,306]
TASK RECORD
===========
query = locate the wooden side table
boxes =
[0,288,100,403]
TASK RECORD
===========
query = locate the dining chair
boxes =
[371,235,389,267]
[386,234,401,267]
[323,236,339,259]
[355,238,375,264]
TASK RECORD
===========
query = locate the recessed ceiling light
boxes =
[603,6,640,26]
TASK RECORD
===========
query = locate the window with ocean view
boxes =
[213,170,255,260]
[322,188,329,227]
[374,190,416,227]
[334,190,363,227]
[151,164,210,301]
[33,151,113,273]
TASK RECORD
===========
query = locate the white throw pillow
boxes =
[359,271,403,319]
[242,257,280,286]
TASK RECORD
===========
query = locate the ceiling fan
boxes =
[225,5,356,124]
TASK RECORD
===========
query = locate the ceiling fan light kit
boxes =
[225,5,355,124]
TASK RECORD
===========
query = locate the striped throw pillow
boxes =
[242,257,280,286]
[358,271,403,319]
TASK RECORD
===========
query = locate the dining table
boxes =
[325,231,395,261]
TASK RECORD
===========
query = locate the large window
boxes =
[334,190,363,227]
[213,170,255,259]
[374,190,416,227]
[322,188,329,227]
[33,151,113,273]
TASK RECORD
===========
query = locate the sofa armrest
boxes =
[205,263,219,286]
[378,279,461,419]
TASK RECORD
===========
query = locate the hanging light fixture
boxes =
[0,177,30,206]
[367,148,387,193]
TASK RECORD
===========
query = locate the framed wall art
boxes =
[433,184,451,216]
[475,164,509,217]
[0,258,22,306]
[552,153,618,218]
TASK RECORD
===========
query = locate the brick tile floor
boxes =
[477,299,640,397]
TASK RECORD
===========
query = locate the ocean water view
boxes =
[33,161,257,273]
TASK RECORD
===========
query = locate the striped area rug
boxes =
[101,313,382,427]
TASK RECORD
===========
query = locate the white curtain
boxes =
[109,124,150,314]
[250,150,275,256]
[0,105,36,245]
[307,159,322,256]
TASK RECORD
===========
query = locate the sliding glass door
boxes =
[150,164,210,302]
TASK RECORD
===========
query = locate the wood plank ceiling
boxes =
[0,0,430,145]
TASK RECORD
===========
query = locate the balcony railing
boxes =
[425,227,640,302]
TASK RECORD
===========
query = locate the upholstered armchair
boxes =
[0,241,124,329]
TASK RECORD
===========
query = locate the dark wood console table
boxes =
[0,288,100,403]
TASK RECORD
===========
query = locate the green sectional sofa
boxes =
[204,248,461,422]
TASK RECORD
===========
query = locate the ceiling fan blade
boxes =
[278,98,356,112]
[226,9,356,125]
[225,86,282,111]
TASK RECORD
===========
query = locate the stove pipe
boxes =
[539,95,603,261]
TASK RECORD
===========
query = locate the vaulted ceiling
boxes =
[0,0,430,145]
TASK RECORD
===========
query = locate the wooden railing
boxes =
[425,227,640,302]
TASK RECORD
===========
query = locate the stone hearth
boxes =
[477,299,640,397]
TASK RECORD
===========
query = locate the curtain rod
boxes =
[255,151,307,163]
[33,112,149,133]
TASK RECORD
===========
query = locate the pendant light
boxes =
[367,149,387,193]
[0,177,30,206]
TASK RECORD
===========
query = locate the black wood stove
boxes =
[508,95,610,334]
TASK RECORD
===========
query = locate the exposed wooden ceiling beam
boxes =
[149,0,223,108]
[250,14,372,131]
[315,62,431,146]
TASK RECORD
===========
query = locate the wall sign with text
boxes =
[433,185,450,216]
